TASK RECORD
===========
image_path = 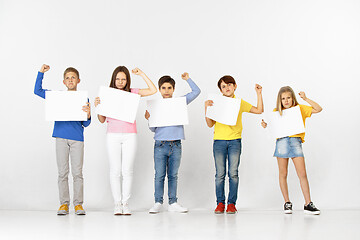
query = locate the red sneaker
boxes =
[226,204,237,214]
[214,203,225,214]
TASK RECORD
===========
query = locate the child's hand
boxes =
[255,84,262,94]
[145,110,150,120]
[261,119,267,128]
[299,91,307,100]
[181,72,190,80]
[94,97,101,107]
[205,100,214,108]
[132,67,143,75]
[40,64,50,73]
[83,102,91,119]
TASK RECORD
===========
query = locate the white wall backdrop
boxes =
[0,0,359,211]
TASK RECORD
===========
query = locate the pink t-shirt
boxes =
[106,88,140,133]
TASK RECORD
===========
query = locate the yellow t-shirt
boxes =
[213,98,253,140]
[273,104,313,142]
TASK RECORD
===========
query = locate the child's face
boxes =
[63,72,80,91]
[281,92,293,109]
[220,81,236,97]
[115,72,127,90]
[159,83,174,98]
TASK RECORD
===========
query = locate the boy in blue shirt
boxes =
[145,72,200,213]
[34,64,91,215]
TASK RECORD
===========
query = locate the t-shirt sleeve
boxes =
[131,88,140,94]
[299,104,313,119]
[240,99,253,113]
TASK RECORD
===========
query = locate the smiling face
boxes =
[115,72,127,90]
[63,72,80,91]
[219,81,237,98]
[281,91,293,109]
[159,82,174,98]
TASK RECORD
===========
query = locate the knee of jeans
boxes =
[155,172,166,181]
[215,171,226,180]
[228,170,238,179]
[168,173,178,181]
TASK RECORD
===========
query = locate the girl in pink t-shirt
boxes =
[95,66,157,215]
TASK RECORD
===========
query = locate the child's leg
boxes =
[56,138,71,206]
[292,157,311,204]
[167,141,182,204]
[107,133,123,204]
[213,140,227,205]
[120,133,137,205]
[277,157,290,202]
[69,140,84,206]
[154,141,169,204]
[227,139,241,205]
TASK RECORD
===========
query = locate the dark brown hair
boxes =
[109,66,131,92]
[217,75,236,90]
[158,75,175,88]
[63,67,79,79]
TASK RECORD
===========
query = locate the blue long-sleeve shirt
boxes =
[34,71,91,142]
[149,78,201,141]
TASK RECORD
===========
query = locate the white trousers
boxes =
[107,133,137,205]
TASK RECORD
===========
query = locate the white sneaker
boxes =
[114,203,122,215]
[149,202,163,214]
[168,202,188,213]
[122,203,131,215]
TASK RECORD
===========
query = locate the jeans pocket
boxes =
[155,141,164,148]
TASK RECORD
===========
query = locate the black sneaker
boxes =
[304,202,320,215]
[284,202,292,214]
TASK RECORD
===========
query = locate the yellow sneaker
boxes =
[57,204,69,215]
[75,205,86,215]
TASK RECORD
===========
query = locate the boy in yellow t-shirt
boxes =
[205,75,263,214]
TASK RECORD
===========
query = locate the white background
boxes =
[0,0,359,211]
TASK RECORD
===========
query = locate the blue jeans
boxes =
[213,139,242,205]
[154,140,182,204]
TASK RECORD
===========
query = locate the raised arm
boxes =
[182,72,201,104]
[34,64,50,99]
[205,100,216,128]
[132,68,157,97]
[299,92,323,114]
[249,84,264,114]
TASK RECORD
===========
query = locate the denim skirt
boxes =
[273,137,304,158]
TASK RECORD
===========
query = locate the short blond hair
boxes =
[63,67,79,79]
[276,86,299,115]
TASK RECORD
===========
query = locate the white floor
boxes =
[0,209,358,240]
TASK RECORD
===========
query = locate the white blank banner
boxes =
[96,86,140,123]
[266,105,305,139]
[206,94,241,126]
[45,91,88,121]
[147,97,188,128]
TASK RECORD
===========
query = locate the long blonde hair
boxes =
[276,86,299,115]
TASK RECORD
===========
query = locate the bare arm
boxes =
[299,92,323,114]
[94,97,106,123]
[205,100,215,128]
[132,68,157,97]
[249,84,264,114]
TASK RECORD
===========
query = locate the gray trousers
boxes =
[56,138,84,206]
